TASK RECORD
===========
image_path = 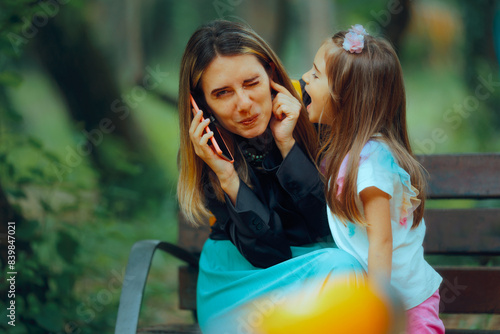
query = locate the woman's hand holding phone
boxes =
[190,95,234,163]
[269,80,300,158]
[189,99,239,204]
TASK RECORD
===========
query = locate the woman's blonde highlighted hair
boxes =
[178,20,319,226]
[320,31,427,229]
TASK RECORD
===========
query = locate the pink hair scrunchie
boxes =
[342,24,368,54]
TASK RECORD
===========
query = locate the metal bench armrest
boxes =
[114,240,199,334]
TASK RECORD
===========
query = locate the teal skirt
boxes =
[197,239,365,333]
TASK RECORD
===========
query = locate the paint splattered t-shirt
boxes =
[327,139,442,309]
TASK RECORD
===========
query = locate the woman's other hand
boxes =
[270,80,300,158]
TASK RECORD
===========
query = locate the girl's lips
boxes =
[240,114,259,126]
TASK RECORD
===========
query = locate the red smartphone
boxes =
[190,94,234,163]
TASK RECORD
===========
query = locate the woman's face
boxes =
[302,43,333,124]
[201,54,273,139]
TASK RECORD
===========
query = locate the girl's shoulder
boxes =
[359,138,421,224]
[359,138,396,166]
[358,138,409,186]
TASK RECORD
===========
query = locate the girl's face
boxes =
[201,54,273,139]
[302,43,334,124]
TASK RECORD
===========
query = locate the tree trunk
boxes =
[383,0,412,53]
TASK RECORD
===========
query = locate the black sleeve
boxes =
[206,144,328,268]
[271,143,330,241]
[206,184,292,268]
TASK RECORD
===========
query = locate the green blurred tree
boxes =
[0,1,143,332]
[29,3,168,201]
[460,0,500,148]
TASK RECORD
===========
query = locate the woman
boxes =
[177,20,364,333]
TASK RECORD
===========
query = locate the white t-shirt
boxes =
[327,140,442,309]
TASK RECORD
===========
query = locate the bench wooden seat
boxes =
[114,154,500,334]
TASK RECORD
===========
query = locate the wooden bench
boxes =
[114,154,500,334]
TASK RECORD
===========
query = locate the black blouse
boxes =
[206,142,331,268]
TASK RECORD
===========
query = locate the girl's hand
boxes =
[269,80,300,158]
[189,110,239,203]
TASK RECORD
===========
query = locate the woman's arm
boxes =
[273,143,331,240]
[268,80,330,240]
[269,80,300,159]
[207,184,292,268]
[207,143,330,268]
[218,169,240,206]
[360,186,393,282]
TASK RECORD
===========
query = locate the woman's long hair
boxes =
[320,31,426,228]
[178,20,319,226]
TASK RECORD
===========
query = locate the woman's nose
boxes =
[235,90,252,111]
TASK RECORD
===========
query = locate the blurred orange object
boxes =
[257,276,402,334]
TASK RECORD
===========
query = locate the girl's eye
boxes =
[312,72,318,79]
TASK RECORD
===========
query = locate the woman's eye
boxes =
[312,72,318,79]
[216,90,229,97]
[245,81,259,88]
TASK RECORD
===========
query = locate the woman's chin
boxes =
[239,130,265,139]
[237,123,268,139]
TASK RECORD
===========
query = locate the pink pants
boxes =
[406,289,445,334]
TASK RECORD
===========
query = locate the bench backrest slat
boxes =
[417,154,500,199]
[424,208,500,255]
[438,267,500,314]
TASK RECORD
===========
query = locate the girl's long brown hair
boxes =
[178,20,319,226]
[320,31,426,228]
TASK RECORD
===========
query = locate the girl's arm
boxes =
[360,186,393,282]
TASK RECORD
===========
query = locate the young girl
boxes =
[302,25,445,333]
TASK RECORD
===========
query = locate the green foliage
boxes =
[1,77,178,331]
[0,0,38,59]
[0,0,86,61]
[0,7,180,330]
[1,142,162,334]
[0,9,117,325]
[0,121,113,333]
